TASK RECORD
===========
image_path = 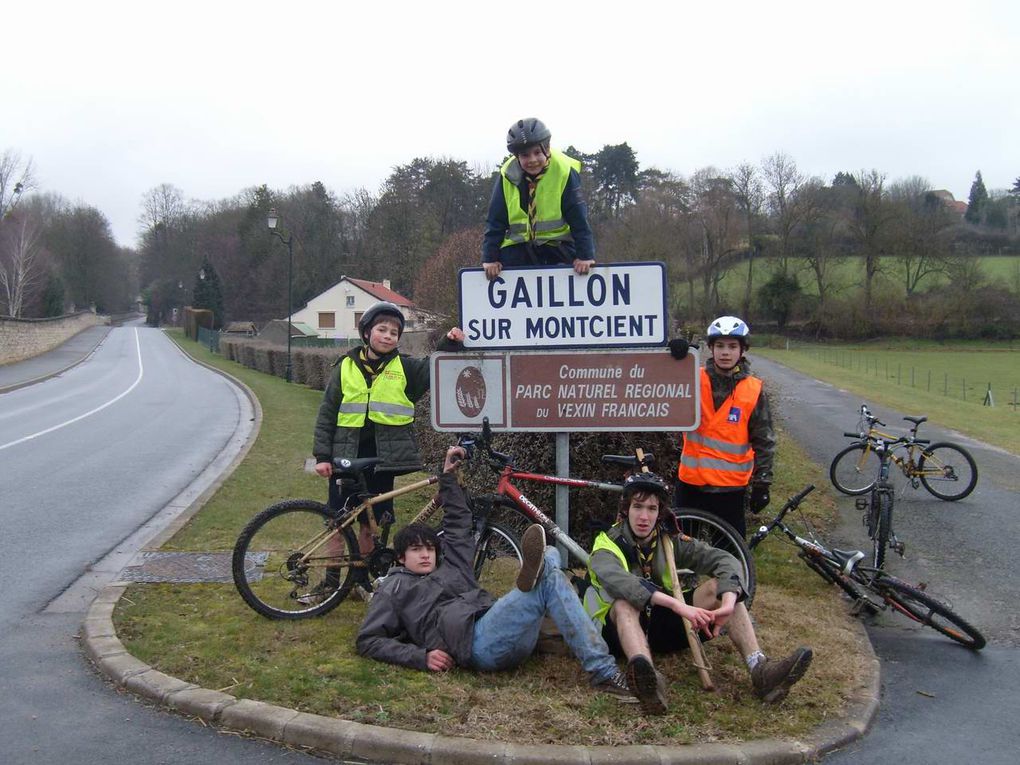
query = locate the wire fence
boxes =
[792,345,1020,411]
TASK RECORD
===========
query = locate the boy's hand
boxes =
[484,261,502,280]
[750,484,771,514]
[426,649,455,672]
[446,327,465,343]
[668,338,689,360]
[572,258,594,275]
[443,446,467,473]
[314,462,333,478]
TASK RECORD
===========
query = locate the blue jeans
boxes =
[469,548,617,683]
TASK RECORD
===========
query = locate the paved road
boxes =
[752,355,1019,764]
[0,324,323,764]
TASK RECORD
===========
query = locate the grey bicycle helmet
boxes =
[621,471,671,500]
[358,301,405,342]
[706,315,750,346]
[506,118,551,155]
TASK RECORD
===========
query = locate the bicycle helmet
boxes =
[358,301,405,342]
[706,315,750,347]
[621,471,671,501]
[506,118,551,155]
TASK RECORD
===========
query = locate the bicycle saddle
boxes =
[832,548,865,573]
[903,416,927,426]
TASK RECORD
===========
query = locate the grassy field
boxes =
[113,331,872,746]
[755,340,1020,455]
[706,255,1020,305]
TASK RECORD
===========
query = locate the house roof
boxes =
[345,277,415,308]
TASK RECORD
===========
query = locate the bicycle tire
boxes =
[232,499,358,619]
[872,576,985,650]
[799,551,866,602]
[829,443,880,495]
[917,443,978,501]
[676,508,757,606]
[869,491,891,570]
[472,520,524,597]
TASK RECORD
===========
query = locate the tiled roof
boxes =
[345,278,415,308]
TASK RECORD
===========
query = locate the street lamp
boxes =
[267,207,294,383]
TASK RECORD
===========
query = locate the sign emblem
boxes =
[455,366,486,417]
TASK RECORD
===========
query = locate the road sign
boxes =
[430,348,700,432]
[458,262,668,350]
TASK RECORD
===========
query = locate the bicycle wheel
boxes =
[232,499,359,619]
[917,443,978,501]
[472,521,523,597]
[830,443,879,495]
[868,491,891,570]
[799,551,866,602]
[873,576,985,650]
[676,508,757,606]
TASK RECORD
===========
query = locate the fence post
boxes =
[944,373,948,396]
[897,363,901,385]
[963,378,966,401]
[927,370,931,391]
[911,367,915,388]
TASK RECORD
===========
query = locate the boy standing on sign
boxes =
[481,118,595,281]
[671,316,775,538]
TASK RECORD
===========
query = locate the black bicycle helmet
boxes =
[506,118,551,154]
[621,471,671,501]
[358,301,405,342]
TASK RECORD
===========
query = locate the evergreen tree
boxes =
[964,170,988,224]
[192,258,225,328]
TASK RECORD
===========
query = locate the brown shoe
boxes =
[751,647,813,703]
[626,655,668,715]
[516,525,546,592]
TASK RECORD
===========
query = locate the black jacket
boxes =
[355,473,495,669]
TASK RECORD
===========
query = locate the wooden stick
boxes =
[663,525,715,691]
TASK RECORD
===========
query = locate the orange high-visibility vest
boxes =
[678,369,762,487]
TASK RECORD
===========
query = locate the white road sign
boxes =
[458,262,668,350]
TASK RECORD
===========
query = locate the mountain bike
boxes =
[231,434,522,619]
[466,419,757,603]
[749,485,985,650]
[829,404,978,501]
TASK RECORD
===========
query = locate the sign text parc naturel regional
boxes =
[458,262,668,350]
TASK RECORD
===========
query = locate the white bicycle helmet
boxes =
[706,315,750,345]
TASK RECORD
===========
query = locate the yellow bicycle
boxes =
[829,404,978,501]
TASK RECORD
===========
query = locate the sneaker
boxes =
[516,525,546,592]
[751,647,813,703]
[591,670,639,704]
[626,655,668,715]
[351,583,373,604]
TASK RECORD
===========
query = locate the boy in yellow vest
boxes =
[585,472,812,714]
[673,316,775,538]
[481,118,595,280]
[309,301,463,601]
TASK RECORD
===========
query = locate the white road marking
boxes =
[0,328,143,452]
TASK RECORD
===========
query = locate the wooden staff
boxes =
[662,536,715,691]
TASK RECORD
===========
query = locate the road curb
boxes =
[0,324,111,393]
[83,582,880,764]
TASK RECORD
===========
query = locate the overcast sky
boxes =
[6,0,1018,248]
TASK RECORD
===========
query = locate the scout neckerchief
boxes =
[525,168,546,242]
[637,527,659,581]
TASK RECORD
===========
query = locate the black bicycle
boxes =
[748,485,985,650]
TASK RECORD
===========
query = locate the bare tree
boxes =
[690,167,743,318]
[0,209,46,316]
[0,149,36,221]
[847,170,893,315]
[760,151,810,274]
[730,162,764,320]
[887,176,955,297]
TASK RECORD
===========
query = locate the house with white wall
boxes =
[288,276,436,340]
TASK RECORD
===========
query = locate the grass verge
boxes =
[114,332,871,745]
[755,341,1019,455]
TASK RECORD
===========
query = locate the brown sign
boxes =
[430,349,700,432]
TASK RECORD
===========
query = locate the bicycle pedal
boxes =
[892,542,906,556]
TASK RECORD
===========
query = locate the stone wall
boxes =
[0,311,104,365]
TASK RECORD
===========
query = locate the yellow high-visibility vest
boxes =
[500,149,581,249]
[336,355,415,427]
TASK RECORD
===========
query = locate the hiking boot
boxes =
[751,647,813,703]
[591,670,639,704]
[626,655,668,715]
[516,524,546,592]
[351,583,373,604]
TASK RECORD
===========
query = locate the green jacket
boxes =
[312,347,431,474]
[585,521,746,625]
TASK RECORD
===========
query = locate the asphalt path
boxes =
[0,323,324,764]
[751,355,1019,764]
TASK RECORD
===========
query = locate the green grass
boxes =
[755,340,1020,454]
[114,333,871,745]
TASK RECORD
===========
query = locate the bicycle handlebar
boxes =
[749,484,815,548]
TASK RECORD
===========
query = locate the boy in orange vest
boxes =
[671,316,775,537]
